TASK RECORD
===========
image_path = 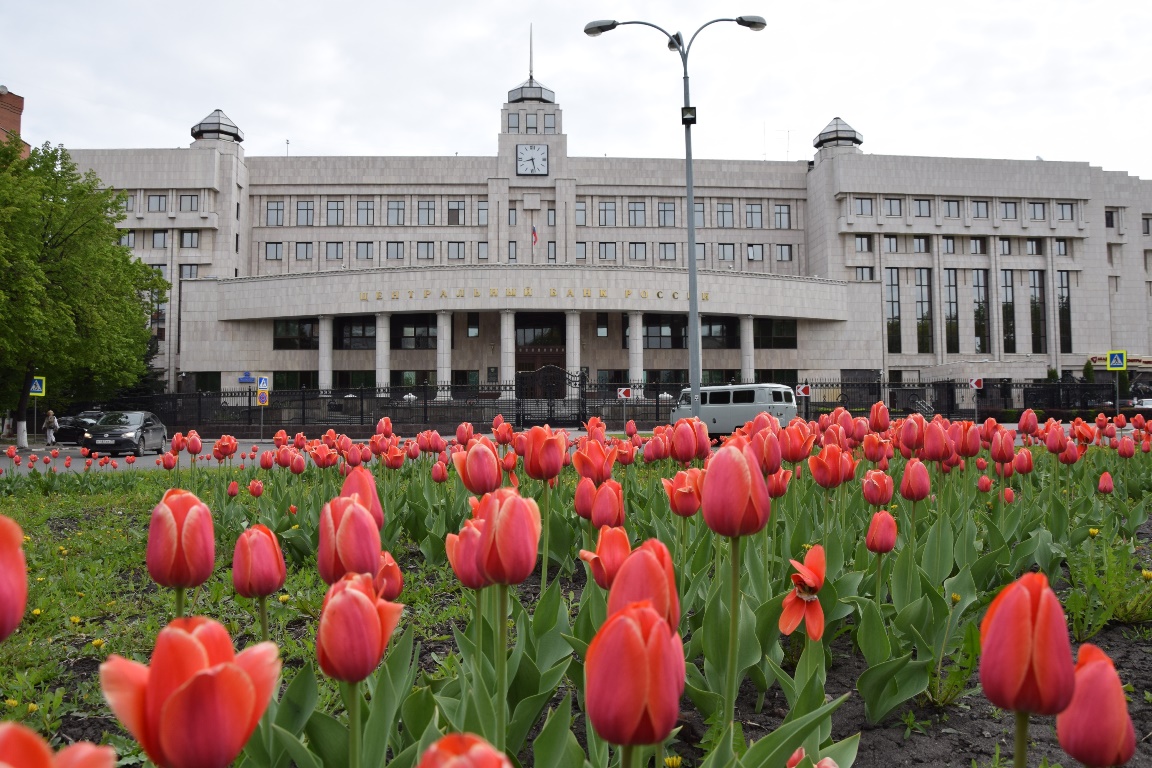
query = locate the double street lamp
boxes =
[585,16,766,418]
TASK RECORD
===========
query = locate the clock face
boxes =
[516,144,549,175]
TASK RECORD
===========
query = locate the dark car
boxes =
[80,411,167,456]
[55,416,99,445]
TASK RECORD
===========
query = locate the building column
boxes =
[988,248,1003,362]
[318,315,333,391]
[375,312,390,390]
[565,310,581,397]
[740,315,755,383]
[628,311,644,386]
[500,309,516,398]
[1046,250,1059,371]
[436,310,452,399]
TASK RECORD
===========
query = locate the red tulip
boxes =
[865,511,897,554]
[214,435,238,459]
[955,421,981,458]
[779,423,816,464]
[669,418,698,464]
[1017,409,1038,436]
[271,429,287,448]
[170,433,186,453]
[606,539,680,628]
[289,451,307,474]
[226,481,238,498]
[921,421,952,463]
[1,514,27,642]
[625,419,637,438]
[417,733,512,768]
[979,572,1074,714]
[585,601,685,746]
[1055,644,1136,768]
[247,480,263,498]
[862,433,886,464]
[1098,471,1113,494]
[335,465,381,528]
[232,524,286,598]
[900,415,925,452]
[258,451,274,471]
[861,469,894,507]
[779,544,826,641]
[1001,488,1015,504]
[0,721,115,768]
[701,442,771,538]
[1118,435,1135,459]
[373,550,404,601]
[990,428,1015,465]
[456,422,474,446]
[899,458,930,502]
[1013,450,1034,475]
[572,438,618,486]
[579,525,632,590]
[100,617,280,768]
[474,488,541,585]
[615,439,636,466]
[766,467,793,498]
[661,468,704,518]
[431,461,448,483]
[977,474,993,493]
[453,437,502,495]
[1058,441,1081,465]
[316,573,403,683]
[584,416,607,444]
[869,401,890,433]
[808,444,844,489]
[146,489,215,590]
[317,496,381,585]
[446,519,492,590]
[375,417,392,437]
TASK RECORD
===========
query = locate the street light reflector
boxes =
[584,20,619,36]
[736,15,767,30]
[667,31,683,51]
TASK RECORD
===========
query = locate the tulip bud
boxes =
[701,444,770,538]
[374,550,404,601]
[453,438,502,496]
[232,524,286,598]
[431,461,448,483]
[446,519,492,590]
[607,539,679,629]
[661,468,703,517]
[0,515,28,642]
[227,481,239,498]
[146,489,215,589]
[417,733,511,768]
[899,458,930,502]
[317,496,381,585]
[977,474,992,493]
[1055,644,1136,768]
[1098,471,1114,494]
[316,574,403,683]
[865,511,897,554]
[861,469,894,507]
[339,466,384,529]
[474,488,542,585]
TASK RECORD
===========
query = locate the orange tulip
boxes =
[955,421,982,458]
[584,416,608,444]
[474,488,541,585]
[661,468,704,517]
[899,458,930,502]
[585,601,685,746]
[339,466,384,528]
[979,572,1074,714]
[579,525,632,590]
[101,617,280,768]
[752,429,782,475]
[0,721,114,768]
[146,489,215,590]
[572,438,618,486]
[587,479,625,528]
[452,437,502,496]
[1017,409,1038,436]
[522,425,565,482]
[862,432,886,464]
[701,443,770,538]
[767,467,793,498]
[315,573,403,683]
[779,423,816,464]
[445,519,492,591]
[417,733,512,768]
[607,539,680,629]
[807,444,844,489]
[317,496,381,585]
[865,511,897,554]
[861,469,893,507]
[374,551,404,601]
[779,545,826,641]
[921,421,951,463]
[1,514,27,642]
[1056,644,1136,768]
[231,524,286,599]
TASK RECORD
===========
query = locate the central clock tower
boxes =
[498,70,567,182]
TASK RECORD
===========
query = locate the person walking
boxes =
[43,410,58,446]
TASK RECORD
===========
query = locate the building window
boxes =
[628,202,646,227]
[855,235,872,253]
[598,201,616,226]
[544,113,556,134]
[1001,201,1017,220]
[1026,238,1043,256]
[774,204,791,229]
[467,312,480,337]
[885,267,901,354]
[575,201,586,226]
[1028,202,1046,221]
[477,201,488,226]
[747,244,764,261]
[236,203,240,221]
[687,202,700,228]
[392,314,437,350]
[447,201,465,226]
[716,203,734,228]
[776,244,793,261]
[446,242,465,260]
[180,230,199,248]
[525,114,537,133]
[1001,269,1016,354]
[334,316,377,350]
[970,237,986,255]
[915,268,933,353]
[387,201,405,226]
[124,194,135,212]
[999,238,1011,255]
[700,316,739,349]
[419,201,435,226]
[296,242,313,260]
[944,268,959,354]
[357,201,374,226]
[973,269,990,354]
[1057,271,1072,353]
[1144,217,1150,235]
[884,235,898,253]
[386,242,403,260]
[264,242,282,260]
[972,200,989,219]
[1105,210,1116,228]
[914,199,931,217]
[179,264,198,279]
[266,201,284,226]
[695,243,705,261]
[746,204,763,228]
[507,113,519,133]
[884,198,902,217]
[153,231,167,249]
[418,242,434,260]
[298,201,315,226]
[855,197,874,216]
[576,242,586,260]
[477,242,488,260]
[913,236,929,254]
[1030,270,1047,353]
[1055,239,1068,256]
[119,230,135,247]
[637,314,687,349]
[273,319,319,350]
[547,241,556,261]
[508,207,517,226]
[507,241,517,261]
[547,208,556,226]
[235,233,239,253]
[943,200,960,218]
[658,202,675,227]
[326,242,343,260]
[856,266,874,281]
[179,194,198,212]
[598,242,616,260]
[753,318,797,349]
[356,242,373,260]
[717,243,735,261]
[326,201,345,226]
[597,312,609,337]
[1057,202,1074,221]
[148,195,167,212]
[629,242,646,261]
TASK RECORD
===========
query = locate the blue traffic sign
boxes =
[29,376,46,397]
[1107,350,1127,371]
[258,376,270,390]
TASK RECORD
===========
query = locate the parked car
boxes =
[80,411,167,456]
[55,415,99,445]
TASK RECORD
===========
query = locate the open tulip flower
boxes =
[522,425,565,483]
[579,525,632,590]
[445,518,492,591]
[780,545,827,641]
[101,617,280,768]
[572,438,619,486]
[1056,644,1136,768]
[417,733,512,768]
[1,513,28,643]
[661,468,704,518]
[0,722,115,768]
[861,469,894,508]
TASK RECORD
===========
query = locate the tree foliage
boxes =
[0,138,168,421]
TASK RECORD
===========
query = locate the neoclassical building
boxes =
[69,72,1152,395]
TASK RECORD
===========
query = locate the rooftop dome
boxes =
[508,75,555,104]
[813,117,862,149]
[191,109,244,142]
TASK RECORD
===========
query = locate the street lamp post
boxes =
[585,16,766,418]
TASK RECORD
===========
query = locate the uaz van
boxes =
[669,383,798,435]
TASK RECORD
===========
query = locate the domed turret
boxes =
[813,117,862,149]
[191,109,244,142]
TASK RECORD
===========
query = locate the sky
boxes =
[5,0,1152,179]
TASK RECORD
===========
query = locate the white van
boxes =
[669,383,798,435]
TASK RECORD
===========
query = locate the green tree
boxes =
[0,138,168,447]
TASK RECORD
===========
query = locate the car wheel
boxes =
[134,439,144,458]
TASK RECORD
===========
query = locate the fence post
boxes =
[247,388,253,427]
[422,379,429,425]
[359,385,365,427]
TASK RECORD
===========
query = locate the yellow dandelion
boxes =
[31,609,41,617]
[76,592,84,598]
[57,546,65,552]
[1089,528,1100,539]
[278,595,290,604]
[35,577,43,582]
[1142,569,1152,582]
[4,699,17,708]
[951,593,962,605]
[27,703,38,714]
[105,600,115,607]
[69,616,81,625]
[92,639,104,649]
[665,757,683,768]
[59,549,68,556]
[22,536,30,543]
[291,524,300,530]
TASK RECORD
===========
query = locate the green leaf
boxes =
[363,628,419,768]
[856,599,891,668]
[508,688,559,756]
[921,513,953,586]
[302,711,349,768]
[740,693,848,767]
[532,695,586,768]
[890,542,920,613]
[855,652,930,723]
[819,733,861,768]
[403,687,440,749]
[270,725,323,768]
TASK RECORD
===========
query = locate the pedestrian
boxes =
[43,410,58,446]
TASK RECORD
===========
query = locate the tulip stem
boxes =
[174,587,185,619]
[342,681,362,768]
[678,515,689,605]
[258,595,269,643]
[619,744,635,768]
[875,552,883,613]
[725,536,742,750]
[540,481,551,593]
[473,587,484,672]
[1013,710,1029,768]
[495,583,508,754]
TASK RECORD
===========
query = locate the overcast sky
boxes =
[6,0,1152,179]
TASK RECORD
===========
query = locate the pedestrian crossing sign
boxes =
[1107,350,1127,371]
[258,376,270,391]
[29,376,46,397]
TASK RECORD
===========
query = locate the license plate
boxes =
[95,439,115,445]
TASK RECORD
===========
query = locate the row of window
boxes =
[125,194,201,213]
[575,201,792,229]
[856,234,1071,256]
[854,197,1077,222]
[120,229,201,249]
[507,112,556,134]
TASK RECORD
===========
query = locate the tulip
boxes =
[779,423,816,464]
[780,544,826,641]
[1001,488,1015,504]
[1013,449,1034,475]
[474,488,541,586]
[866,510,897,554]
[573,438,618,486]
[900,415,925,452]
[899,458,930,502]
[247,479,263,498]
[456,421,474,446]
[1017,409,1038,436]
[625,419,637,438]
[232,524,286,600]
[317,496,381,585]
[584,416,607,444]
[146,489,215,611]
[170,433,186,453]
[615,439,636,466]
[316,573,403,683]
[579,525,632,590]
[0,514,27,642]
[1118,435,1135,459]
[445,519,492,591]
[585,601,686,747]
[869,401,890,433]
[977,474,993,493]
[101,617,280,768]
[1098,471,1113,494]
[767,467,793,498]
[453,438,502,496]
[921,421,951,463]
[786,747,839,768]
[227,481,238,498]
[583,479,624,529]
[1056,644,1136,768]
[661,468,704,518]
[607,539,680,629]
[0,721,115,768]
[956,421,982,458]
[990,428,1016,465]
[334,465,382,529]
[861,469,894,507]
[669,418,699,465]
[862,432,886,464]
[259,450,275,471]
[701,443,771,538]
[417,733,512,768]
[289,451,307,474]
[374,551,404,601]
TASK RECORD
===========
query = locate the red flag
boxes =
[532,225,538,245]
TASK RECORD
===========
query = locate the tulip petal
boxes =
[187,617,237,667]
[317,588,384,682]
[234,642,282,739]
[179,504,215,585]
[55,742,117,768]
[585,613,648,744]
[1024,585,1074,714]
[978,584,1033,711]
[804,600,825,642]
[99,656,156,762]
[158,664,257,768]
[145,506,179,583]
[779,591,805,636]
[0,721,56,768]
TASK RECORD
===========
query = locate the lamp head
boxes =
[584,19,619,37]
[736,15,767,30]
[667,31,684,51]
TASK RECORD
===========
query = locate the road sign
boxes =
[1107,350,1127,371]
[28,376,46,397]
[258,376,270,391]
[969,378,984,390]
[617,387,632,399]
[257,391,269,407]
[795,384,811,397]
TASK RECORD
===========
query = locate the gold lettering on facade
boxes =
[393,291,400,300]
[456,289,464,298]
[506,288,517,297]
[656,291,663,299]
[408,291,414,299]
[490,288,498,297]
[474,289,481,297]
[640,290,648,299]
[672,292,678,299]
[567,289,575,297]
[625,289,632,298]
[702,292,709,301]
[599,289,607,298]
[549,288,557,297]
[376,291,383,300]
[359,292,368,301]
[524,287,532,297]
[583,289,591,298]
[424,290,431,299]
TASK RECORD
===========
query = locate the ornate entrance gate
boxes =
[513,365,587,428]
